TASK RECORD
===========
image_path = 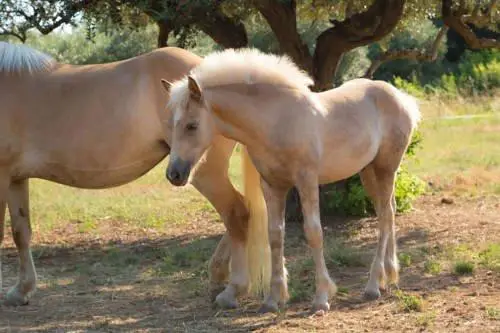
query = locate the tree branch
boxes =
[0,0,97,42]
[442,0,500,49]
[0,30,27,43]
[312,0,405,90]
[364,26,449,78]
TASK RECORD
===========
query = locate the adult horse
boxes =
[0,42,270,307]
[163,48,421,313]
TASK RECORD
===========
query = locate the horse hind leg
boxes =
[385,194,399,286]
[207,232,231,299]
[190,137,250,308]
[360,164,397,300]
[4,179,37,306]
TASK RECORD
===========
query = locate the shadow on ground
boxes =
[2,210,491,333]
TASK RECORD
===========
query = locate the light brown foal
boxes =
[164,48,420,313]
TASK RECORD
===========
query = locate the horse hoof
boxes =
[4,288,29,306]
[214,293,239,309]
[312,301,330,314]
[364,288,381,300]
[258,302,279,314]
[210,285,226,302]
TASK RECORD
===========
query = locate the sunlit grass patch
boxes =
[486,307,500,321]
[399,252,412,268]
[424,259,442,275]
[394,290,425,312]
[479,243,500,272]
[406,114,500,196]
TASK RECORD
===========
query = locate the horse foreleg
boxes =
[191,137,250,308]
[4,179,36,306]
[296,173,336,313]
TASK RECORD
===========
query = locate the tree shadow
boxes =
[0,214,488,332]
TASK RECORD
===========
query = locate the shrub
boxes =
[454,261,475,275]
[391,48,500,98]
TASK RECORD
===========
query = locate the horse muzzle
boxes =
[166,157,192,186]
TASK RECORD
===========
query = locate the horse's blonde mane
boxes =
[168,48,314,111]
[0,42,55,74]
[194,48,313,90]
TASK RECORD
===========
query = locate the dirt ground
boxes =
[1,195,499,333]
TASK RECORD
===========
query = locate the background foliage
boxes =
[2,0,499,217]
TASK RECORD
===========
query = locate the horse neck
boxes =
[206,87,274,147]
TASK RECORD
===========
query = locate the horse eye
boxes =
[186,122,198,131]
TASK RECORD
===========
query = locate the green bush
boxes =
[392,48,500,98]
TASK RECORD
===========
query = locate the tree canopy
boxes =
[1,0,498,89]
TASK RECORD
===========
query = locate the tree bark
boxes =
[252,0,313,74]
[364,26,449,78]
[197,9,248,48]
[156,19,173,48]
[442,0,500,49]
[312,0,406,91]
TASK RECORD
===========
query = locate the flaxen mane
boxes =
[168,48,314,110]
[0,42,55,74]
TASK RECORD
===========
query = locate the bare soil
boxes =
[1,195,499,332]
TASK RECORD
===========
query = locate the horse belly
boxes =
[318,139,379,184]
[18,146,168,189]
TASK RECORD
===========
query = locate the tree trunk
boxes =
[253,0,313,74]
[197,10,248,48]
[312,48,344,91]
[157,19,172,48]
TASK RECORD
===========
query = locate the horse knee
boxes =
[224,196,249,243]
[303,221,323,248]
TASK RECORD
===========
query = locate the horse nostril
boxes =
[168,170,180,182]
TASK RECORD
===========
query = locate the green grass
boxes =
[453,261,475,275]
[424,259,442,275]
[486,307,500,320]
[158,237,218,277]
[20,155,248,239]
[326,241,365,268]
[286,239,363,303]
[479,243,500,272]
[394,290,425,312]
[406,110,500,195]
[399,252,412,268]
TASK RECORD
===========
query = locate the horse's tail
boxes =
[241,145,271,297]
[390,85,422,130]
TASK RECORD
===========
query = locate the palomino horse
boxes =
[163,48,421,313]
[0,42,270,307]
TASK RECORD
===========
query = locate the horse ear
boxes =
[161,79,172,92]
[187,75,202,101]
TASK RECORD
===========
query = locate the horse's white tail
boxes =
[241,145,271,297]
[390,85,422,129]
